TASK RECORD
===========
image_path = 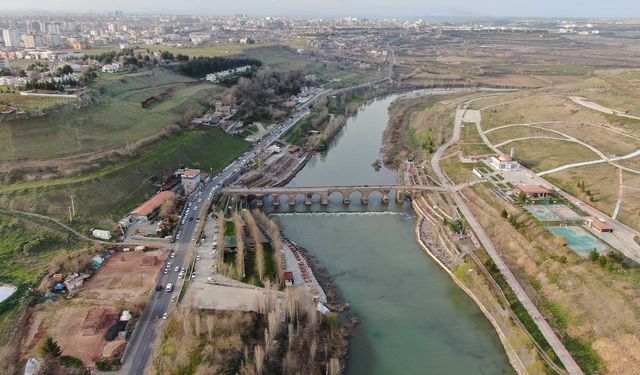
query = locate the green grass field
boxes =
[0,93,74,112]
[0,213,88,284]
[90,68,195,97]
[499,138,600,172]
[138,43,259,58]
[238,45,382,86]
[0,98,173,162]
[83,43,259,59]
[152,83,226,115]
[0,69,228,162]
[0,212,91,342]
[0,129,249,227]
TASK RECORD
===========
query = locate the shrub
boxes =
[59,355,84,368]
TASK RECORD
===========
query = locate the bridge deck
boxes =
[221,184,447,195]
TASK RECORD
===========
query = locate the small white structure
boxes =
[489,148,521,171]
[24,357,42,375]
[101,63,120,73]
[120,310,132,321]
[92,229,112,240]
[205,65,251,82]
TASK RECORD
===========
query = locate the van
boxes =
[165,283,173,292]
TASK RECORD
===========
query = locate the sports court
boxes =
[548,226,607,257]
[525,204,582,222]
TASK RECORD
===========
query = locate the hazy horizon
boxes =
[2,0,640,19]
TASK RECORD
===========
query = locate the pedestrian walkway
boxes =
[282,237,327,303]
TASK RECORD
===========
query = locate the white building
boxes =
[2,29,20,48]
[205,65,251,82]
[489,149,521,171]
[92,229,112,240]
[0,76,27,86]
[178,168,202,195]
[101,63,120,73]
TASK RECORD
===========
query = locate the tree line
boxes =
[179,56,262,78]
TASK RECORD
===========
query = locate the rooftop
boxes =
[498,154,513,162]
[516,185,552,194]
[182,168,200,178]
[130,191,176,216]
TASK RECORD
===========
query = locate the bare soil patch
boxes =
[19,250,166,366]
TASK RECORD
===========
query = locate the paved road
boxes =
[431,106,584,375]
[118,112,315,373]
[119,78,393,374]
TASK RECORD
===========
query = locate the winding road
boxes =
[431,105,585,375]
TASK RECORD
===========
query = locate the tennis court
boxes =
[525,204,582,222]
[548,226,607,257]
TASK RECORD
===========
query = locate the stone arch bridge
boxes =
[220,185,446,207]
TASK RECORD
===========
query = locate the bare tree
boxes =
[159,196,176,219]
[243,210,265,281]
[233,212,245,278]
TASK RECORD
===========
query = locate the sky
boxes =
[3,0,640,19]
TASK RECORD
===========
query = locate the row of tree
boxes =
[179,56,262,77]
[159,50,189,61]
[24,80,66,91]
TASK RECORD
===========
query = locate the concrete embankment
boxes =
[411,200,528,375]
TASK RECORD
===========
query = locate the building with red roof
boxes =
[130,191,176,221]
[515,185,552,199]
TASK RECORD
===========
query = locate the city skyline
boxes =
[3,0,640,19]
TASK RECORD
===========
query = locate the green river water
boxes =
[273,93,513,374]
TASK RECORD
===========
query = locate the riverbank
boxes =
[411,199,532,374]
[261,89,515,374]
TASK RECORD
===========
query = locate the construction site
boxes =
[19,250,167,366]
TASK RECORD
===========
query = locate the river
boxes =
[273,93,513,374]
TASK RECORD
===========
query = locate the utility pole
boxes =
[71,195,76,217]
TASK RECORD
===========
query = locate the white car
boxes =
[191,272,196,279]
[171,253,175,258]
[174,266,179,272]
[196,255,201,261]
[162,312,168,320]
[178,273,184,279]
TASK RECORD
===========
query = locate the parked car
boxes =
[162,312,168,320]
